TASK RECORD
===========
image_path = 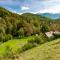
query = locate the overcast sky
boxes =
[0,0,60,14]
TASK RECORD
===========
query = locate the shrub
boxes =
[28,37,41,44]
[28,33,49,47]
[48,36,55,41]
[18,28,24,38]
[40,24,49,33]
[39,33,49,43]
[21,43,36,52]
[0,33,12,42]
[3,34,12,42]
[53,33,60,38]
[3,46,16,60]
[30,33,48,44]
[0,33,5,42]
[21,33,48,52]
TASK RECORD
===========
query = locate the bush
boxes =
[3,34,12,42]
[21,33,48,52]
[18,28,24,38]
[39,33,49,43]
[28,37,41,44]
[40,24,49,33]
[53,33,60,38]
[48,36,55,41]
[30,33,48,44]
[27,33,49,49]
[0,33,5,42]
[21,43,36,52]
[3,46,16,60]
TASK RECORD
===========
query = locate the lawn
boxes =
[0,36,35,55]
[19,38,60,60]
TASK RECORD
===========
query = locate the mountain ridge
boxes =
[39,13,60,19]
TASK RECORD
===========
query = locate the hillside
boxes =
[1,7,60,60]
[0,7,54,42]
[0,36,60,60]
[40,13,60,19]
[0,36,35,55]
[19,39,60,60]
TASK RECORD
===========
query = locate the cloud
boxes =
[21,6,30,10]
[45,0,60,2]
[34,5,60,13]
[0,0,60,14]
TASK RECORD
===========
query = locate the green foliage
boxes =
[3,46,17,60]
[17,39,60,60]
[4,34,12,42]
[29,33,48,44]
[0,34,12,42]
[0,27,5,34]
[28,37,41,44]
[0,33,5,42]
[0,7,60,42]
[18,28,24,38]
[53,33,60,39]
[40,24,49,33]
[48,36,55,41]
[20,33,48,52]
[21,43,36,52]
[3,46,13,59]
[39,33,49,43]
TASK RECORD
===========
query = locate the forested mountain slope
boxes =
[0,7,60,42]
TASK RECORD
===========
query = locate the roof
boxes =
[45,31,54,38]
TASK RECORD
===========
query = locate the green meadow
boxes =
[19,38,60,60]
[0,36,35,55]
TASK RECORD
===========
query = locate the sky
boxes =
[0,0,60,14]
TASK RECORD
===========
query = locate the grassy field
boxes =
[0,36,35,55]
[1,36,60,60]
[18,38,60,60]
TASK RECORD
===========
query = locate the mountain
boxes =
[0,7,60,40]
[39,13,60,19]
[0,7,53,41]
[1,7,60,60]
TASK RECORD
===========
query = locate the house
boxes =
[45,30,60,38]
[54,30,60,35]
[45,31,54,38]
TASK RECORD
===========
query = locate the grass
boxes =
[1,36,60,60]
[18,38,60,60]
[0,36,35,55]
